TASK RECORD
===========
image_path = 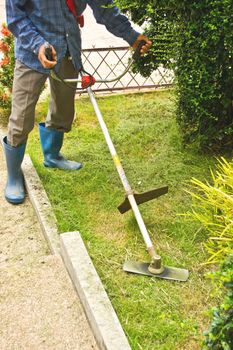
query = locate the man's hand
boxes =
[132,34,152,56]
[38,43,57,69]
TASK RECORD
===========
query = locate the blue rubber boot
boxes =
[39,123,82,170]
[3,136,26,204]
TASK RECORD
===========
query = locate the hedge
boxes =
[117,0,233,152]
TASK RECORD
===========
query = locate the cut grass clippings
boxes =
[28,90,219,350]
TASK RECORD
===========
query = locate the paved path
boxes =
[0,132,98,350]
[0,1,140,48]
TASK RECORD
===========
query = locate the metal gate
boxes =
[77,46,174,94]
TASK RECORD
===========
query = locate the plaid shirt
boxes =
[6,0,139,74]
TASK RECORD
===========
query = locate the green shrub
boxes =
[187,158,233,264]
[117,0,233,152]
[116,0,176,76]
[0,23,15,113]
[175,1,233,152]
[187,159,233,349]
[203,255,233,350]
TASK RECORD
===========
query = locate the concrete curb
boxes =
[22,155,60,255]
[61,232,131,350]
[0,138,132,350]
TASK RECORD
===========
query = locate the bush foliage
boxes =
[203,255,233,350]
[0,23,15,111]
[117,0,233,152]
[188,159,233,349]
[187,158,233,264]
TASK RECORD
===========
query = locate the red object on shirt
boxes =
[66,0,84,27]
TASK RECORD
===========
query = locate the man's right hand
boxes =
[38,43,57,69]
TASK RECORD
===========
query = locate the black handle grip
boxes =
[45,46,53,61]
[132,40,147,61]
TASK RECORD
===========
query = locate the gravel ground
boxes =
[0,139,98,350]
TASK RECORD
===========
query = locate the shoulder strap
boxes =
[66,0,84,27]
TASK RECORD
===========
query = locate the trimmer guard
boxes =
[123,261,189,282]
[118,186,168,214]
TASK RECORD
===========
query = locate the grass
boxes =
[28,90,218,350]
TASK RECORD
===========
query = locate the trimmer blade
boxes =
[118,186,168,214]
[123,261,189,282]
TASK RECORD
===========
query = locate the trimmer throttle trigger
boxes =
[44,43,53,61]
[132,40,147,61]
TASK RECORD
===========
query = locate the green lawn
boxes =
[28,90,218,350]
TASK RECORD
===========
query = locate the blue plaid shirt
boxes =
[6,0,140,74]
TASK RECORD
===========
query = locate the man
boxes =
[4,0,152,204]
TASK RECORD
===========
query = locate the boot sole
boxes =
[44,162,83,170]
[5,196,25,205]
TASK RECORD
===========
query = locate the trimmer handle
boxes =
[132,40,147,61]
[51,40,148,86]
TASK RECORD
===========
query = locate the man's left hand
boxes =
[132,34,152,56]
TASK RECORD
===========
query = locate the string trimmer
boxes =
[46,42,189,282]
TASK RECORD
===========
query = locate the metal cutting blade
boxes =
[123,261,189,282]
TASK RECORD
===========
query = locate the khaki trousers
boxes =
[8,56,78,147]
